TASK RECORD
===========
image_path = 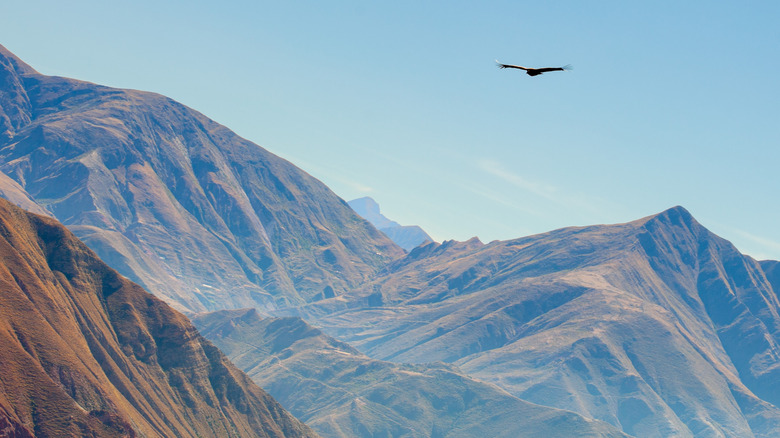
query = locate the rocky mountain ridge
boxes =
[291,207,780,437]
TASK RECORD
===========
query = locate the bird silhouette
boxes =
[496,60,572,76]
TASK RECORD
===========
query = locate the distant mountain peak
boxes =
[636,205,705,247]
[348,196,433,251]
[647,205,696,225]
[349,196,379,214]
[348,196,400,229]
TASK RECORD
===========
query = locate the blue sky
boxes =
[3,1,780,259]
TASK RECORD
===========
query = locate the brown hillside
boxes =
[0,197,317,437]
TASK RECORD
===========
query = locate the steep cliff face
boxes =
[0,198,317,437]
[193,309,628,438]
[295,207,780,437]
[0,44,403,313]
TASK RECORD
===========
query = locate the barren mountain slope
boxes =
[0,44,403,313]
[295,207,780,437]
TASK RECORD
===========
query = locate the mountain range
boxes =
[290,207,780,437]
[2,44,780,438]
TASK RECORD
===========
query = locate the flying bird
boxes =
[496,60,572,76]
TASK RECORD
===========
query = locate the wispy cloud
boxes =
[341,179,373,193]
[316,170,374,194]
[734,230,780,250]
[273,152,373,194]
[477,159,559,201]
[474,158,618,225]
[461,183,544,218]
[731,229,780,260]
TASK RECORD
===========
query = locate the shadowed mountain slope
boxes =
[193,309,628,438]
[0,44,403,313]
[0,197,317,437]
[294,207,780,437]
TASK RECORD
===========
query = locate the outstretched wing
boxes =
[534,65,572,73]
[495,60,529,71]
[535,67,563,73]
[539,64,572,73]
